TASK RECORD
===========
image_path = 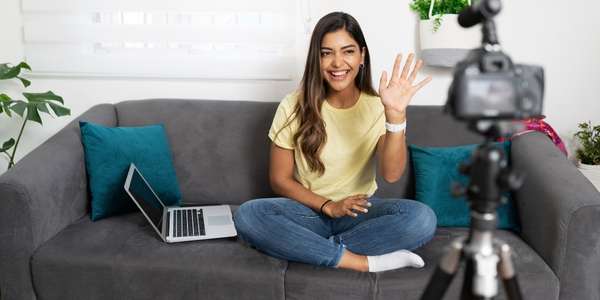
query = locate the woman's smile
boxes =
[327,69,351,81]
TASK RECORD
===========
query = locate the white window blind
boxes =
[22,0,299,80]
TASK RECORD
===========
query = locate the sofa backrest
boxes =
[115,99,482,205]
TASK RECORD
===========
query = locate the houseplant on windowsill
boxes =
[0,62,70,171]
[409,0,481,67]
[574,121,600,191]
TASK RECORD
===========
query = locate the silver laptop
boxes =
[124,163,237,243]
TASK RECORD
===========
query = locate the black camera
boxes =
[446,48,544,121]
[445,0,544,122]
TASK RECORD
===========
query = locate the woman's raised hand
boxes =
[379,53,432,119]
[322,195,372,218]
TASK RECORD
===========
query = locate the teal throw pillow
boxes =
[80,121,181,221]
[409,142,520,231]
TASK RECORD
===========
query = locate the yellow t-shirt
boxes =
[268,91,386,202]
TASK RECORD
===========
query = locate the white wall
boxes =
[1,0,600,173]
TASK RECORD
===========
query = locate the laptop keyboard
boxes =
[171,208,205,237]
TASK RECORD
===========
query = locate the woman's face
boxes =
[320,29,365,93]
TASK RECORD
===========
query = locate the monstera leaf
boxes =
[1,139,15,153]
[0,62,32,87]
[10,91,70,125]
[0,93,13,117]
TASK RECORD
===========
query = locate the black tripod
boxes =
[420,122,524,300]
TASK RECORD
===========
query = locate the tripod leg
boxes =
[464,253,499,300]
[460,259,475,300]
[498,244,523,300]
[420,239,464,300]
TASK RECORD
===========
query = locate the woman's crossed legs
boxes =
[233,197,437,271]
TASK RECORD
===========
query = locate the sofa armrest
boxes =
[512,131,600,299]
[0,104,116,300]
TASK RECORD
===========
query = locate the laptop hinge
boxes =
[166,210,171,237]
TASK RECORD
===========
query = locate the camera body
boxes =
[446,48,545,121]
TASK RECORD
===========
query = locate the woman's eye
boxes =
[345,50,355,54]
[321,52,331,57]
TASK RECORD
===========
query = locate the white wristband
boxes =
[385,120,407,134]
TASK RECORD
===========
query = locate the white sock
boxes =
[367,249,425,272]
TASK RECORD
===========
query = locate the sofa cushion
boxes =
[284,228,558,300]
[79,121,181,221]
[31,205,287,300]
[409,142,520,231]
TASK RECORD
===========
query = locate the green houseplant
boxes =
[574,121,600,191]
[574,121,600,165]
[0,62,70,170]
[410,0,470,31]
[409,0,479,67]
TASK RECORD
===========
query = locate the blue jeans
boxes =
[233,197,437,268]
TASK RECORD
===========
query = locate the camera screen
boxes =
[467,78,516,117]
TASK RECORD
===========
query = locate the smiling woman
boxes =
[233,11,437,273]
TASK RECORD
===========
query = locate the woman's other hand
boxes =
[323,194,372,218]
[379,53,432,122]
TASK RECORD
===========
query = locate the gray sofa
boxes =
[1,99,599,300]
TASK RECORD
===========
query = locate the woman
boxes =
[234,12,436,272]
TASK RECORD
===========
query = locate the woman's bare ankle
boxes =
[336,249,369,272]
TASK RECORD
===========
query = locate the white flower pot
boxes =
[419,0,482,67]
[578,161,600,192]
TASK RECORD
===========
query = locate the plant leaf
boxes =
[26,103,43,124]
[17,76,31,88]
[0,62,32,86]
[19,62,32,70]
[21,91,69,120]
[0,93,12,116]
[1,104,10,117]
[37,102,50,114]
[1,139,15,152]
[10,100,27,117]
[23,91,64,105]
[48,102,71,117]
[0,63,20,79]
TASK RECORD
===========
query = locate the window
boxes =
[22,0,301,80]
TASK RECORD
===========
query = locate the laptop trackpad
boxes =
[206,215,232,226]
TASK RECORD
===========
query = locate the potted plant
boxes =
[409,0,481,67]
[0,62,70,171]
[574,121,600,191]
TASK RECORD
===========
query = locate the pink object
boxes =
[498,117,568,156]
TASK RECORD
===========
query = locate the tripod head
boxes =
[455,122,525,216]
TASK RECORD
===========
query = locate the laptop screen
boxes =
[128,168,164,229]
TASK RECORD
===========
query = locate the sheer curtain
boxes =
[22,0,300,80]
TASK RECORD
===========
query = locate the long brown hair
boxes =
[278,12,377,176]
